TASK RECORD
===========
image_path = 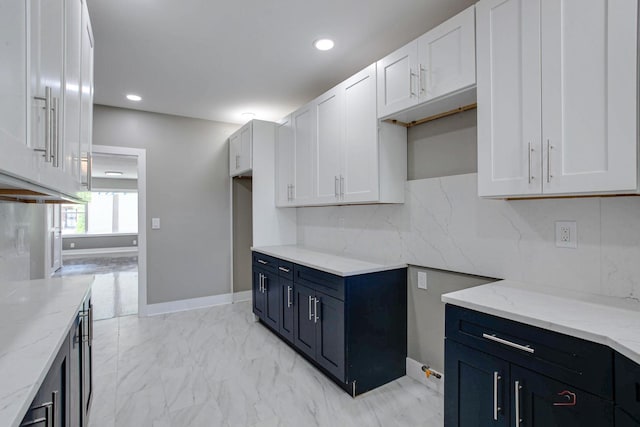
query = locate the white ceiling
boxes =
[87,0,476,124]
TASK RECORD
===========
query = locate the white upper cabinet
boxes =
[79,3,94,191]
[377,5,476,120]
[229,122,253,176]
[292,104,317,205]
[0,0,93,197]
[477,0,638,198]
[276,64,406,208]
[275,116,295,207]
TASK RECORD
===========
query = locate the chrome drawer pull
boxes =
[515,381,522,427]
[257,259,268,265]
[482,333,535,354]
[278,266,290,273]
[493,371,501,421]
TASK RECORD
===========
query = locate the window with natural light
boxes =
[62,192,138,235]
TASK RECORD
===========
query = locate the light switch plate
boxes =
[152,218,161,230]
[417,271,428,290]
[555,221,577,248]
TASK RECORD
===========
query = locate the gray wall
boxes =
[407,109,477,180]
[92,105,238,304]
[233,178,252,293]
[407,266,495,373]
[62,234,138,250]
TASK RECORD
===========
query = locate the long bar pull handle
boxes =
[52,97,59,168]
[45,87,52,162]
[50,390,57,427]
[263,275,267,292]
[258,273,262,292]
[335,176,339,198]
[482,333,535,354]
[287,286,292,308]
[314,297,319,323]
[409,69,418,97]
[528,142,532,184]
[340,175,344,198]
[547,140,552,183]
[515,381,522,427]
[88,304,93,344]
[308,295,313,321]
[419,64,426,95]
[493,372,501,421]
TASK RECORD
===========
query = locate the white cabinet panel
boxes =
[275,116,295,207]
[79,5,93,190]
[541,0,638,194]
[376,41,418,119]
[229,122,252,177]
[293,105,316,204]
[477,0,638,198]
[418,5,476,101]
[342,65,379,203]
[477,0,542,197]
[63,0,83,184]
[315,89,343,204]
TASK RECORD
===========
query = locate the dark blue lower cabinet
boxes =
[445,340,509,427]
[279,279,294,343]
[252,268,266,318]
[511,365,613,427]
[315,293,345,381]
[263,270,280,331]
[293,283,316,360]
[616,408,640,427]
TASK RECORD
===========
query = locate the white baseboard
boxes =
[406,357,444,395]
[233,290,252,302]
[146,291,254,317]
[63,247,138,259]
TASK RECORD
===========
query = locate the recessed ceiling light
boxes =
[314,38,335,51]
[105,171,123,176]
[126,94,142,102]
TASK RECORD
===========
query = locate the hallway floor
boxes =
[55,256,138,320]
[89,301,444,427]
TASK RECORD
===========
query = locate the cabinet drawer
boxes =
[445,304,613,399]
[616,353,640,422]
[294,265,345,301]
[277,260,294,281]
[252,252,278,273]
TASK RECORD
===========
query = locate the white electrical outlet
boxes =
[152,218,161,230]
[555,221,577,248]
[133,239,137,246]
[417,271,428,290]
[70,242,75,249]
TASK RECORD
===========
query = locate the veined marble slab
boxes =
[442,280,640,365]
[251,246,406,277]
[0,275,93,427]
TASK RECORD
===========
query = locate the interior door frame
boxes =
[92,144,148,317]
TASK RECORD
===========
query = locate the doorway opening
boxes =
[232,176,252,297]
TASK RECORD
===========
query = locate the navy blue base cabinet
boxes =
[253,251,407,397]
[445,304,616,427]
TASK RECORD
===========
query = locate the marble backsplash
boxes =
[0,202,33,281]
[297,173,640,301]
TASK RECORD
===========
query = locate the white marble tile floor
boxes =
[89,301,443,427]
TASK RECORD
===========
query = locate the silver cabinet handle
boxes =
[33,87,53,162]
[258,273,262,292]
[409,69,418,97]
[278,266,290,273]
[287,285,292,308]
[334,176,339,198]
[88,303,93,344]
[314,297,320,323]
[340,175,344,198]
[528,142,533,184]
[515,381,522,427]
[263,275,268,292]
[547,140,552,183]
[21,390,57,427]
[52,97,60,168]
[260,274,264,292]
[308,295,313,320]
[493,372,501,421]
[482,333,534,353]
[257,259,268,265]
[419,64,426,94]
[290,184,295,201]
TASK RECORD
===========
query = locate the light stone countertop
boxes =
[442,279,640,365]
[0,275,93,427]
[251,245,406,277]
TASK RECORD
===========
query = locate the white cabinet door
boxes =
[239,123,252,173]
[477,0,542,197]
[292,105,316,205]
[79,5,94,191]
[376,40,419,119]
[0,0,37,182]
[418,5,476,102]
[229,132,240,176]
[63,0,83,185]
[342,64,379,203]
[275,116,295,207]
[314,87,343,204]
[541,0,638,195]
